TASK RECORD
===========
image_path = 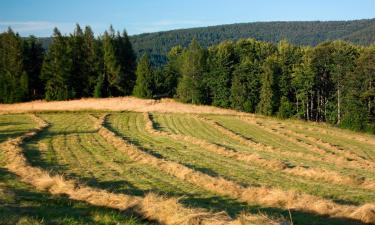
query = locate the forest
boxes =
[0,24,374,133]
[129,18,375,65]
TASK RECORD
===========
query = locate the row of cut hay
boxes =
[143,113,375,191]
[277,119,375,147]
[143,113,287,170]
[1,114,277,225]
[95,114,375,224]
[196,115,374,172]
[240,116,375,169]
[238,117,375,189]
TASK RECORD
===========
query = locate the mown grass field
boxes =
[1,99,375,225]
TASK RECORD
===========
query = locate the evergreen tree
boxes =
[69,24,86,97]
[83,26,102,96]
[102,27,122,96]
[99,26,136,97]
[257,55,281,115]
[22,36,44,99]
[230,59,261,112]
[40,28,73,101]
[176,39,207,104]
[0,28,29,103]
[133,54,154,98]
[207,41,237,107]
[116,30,136,95]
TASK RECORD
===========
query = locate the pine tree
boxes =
[133,54,154,98]
[40,28,73,101]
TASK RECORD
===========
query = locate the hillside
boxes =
[1,97,375,224]
[130,18,375,65]
[38,18,375,65]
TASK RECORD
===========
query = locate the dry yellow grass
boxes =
[0,114,287,225]
[94,114,375,224]
[0,97,244,115]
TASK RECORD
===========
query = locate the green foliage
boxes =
[257,56,281,115]
[40,28,74,101]
[0,28,29,103]
[133,54,154,98]
[277,96,295,119]
[129,19,375,66]
[230,60,261,112]
[206,41,237,107]
[22,36,44,99]
[100,26,137,97]
[176,39,207,104]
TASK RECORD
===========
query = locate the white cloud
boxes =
[0,21,77,36]
[129,19,212,34]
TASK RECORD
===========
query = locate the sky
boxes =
[1,0,375,37]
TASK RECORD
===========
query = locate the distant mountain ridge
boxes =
[39,18,375,65]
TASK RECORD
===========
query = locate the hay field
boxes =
[0,98,374,225]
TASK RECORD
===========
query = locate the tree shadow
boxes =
[13,117,369,225]
[0,167,155,225]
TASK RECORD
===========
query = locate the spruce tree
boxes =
[176,39,207,104]
[83,26,102,96]
[133,54,154,98]
[117,30,136,95]
[257,56,281,116]
[22,36,44,99]
[207,41,237,107]
[0,28,29,103]
[230,59,261,112]
[102,27,121,96]
[40,28,73,101]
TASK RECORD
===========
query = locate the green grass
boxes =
[0,114,152,225]
[1,112,374,225]
[0,114,36,142]
[204,114,375,180]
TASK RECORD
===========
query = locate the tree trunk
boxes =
[337,87,341,124]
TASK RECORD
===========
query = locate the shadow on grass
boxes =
[0,167,154,225]
[14,116,367,225]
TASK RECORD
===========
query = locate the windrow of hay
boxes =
[240,116,375,170]
[197,115,374,172]
[144,113,375,192]
[1,114,284,225]
[95,114,375,224]
[278,119,375,147]
[143,113,287,170]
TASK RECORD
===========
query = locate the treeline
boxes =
[130,18,375,66]
[135,39,375,133]
[0,26,374,132]
[0,24,136,102]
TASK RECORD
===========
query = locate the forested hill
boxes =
[37,19,375,65]
[130,18,375,65]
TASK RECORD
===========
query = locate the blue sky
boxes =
[1,0,375,37]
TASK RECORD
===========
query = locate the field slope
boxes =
[0,97,375,225]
